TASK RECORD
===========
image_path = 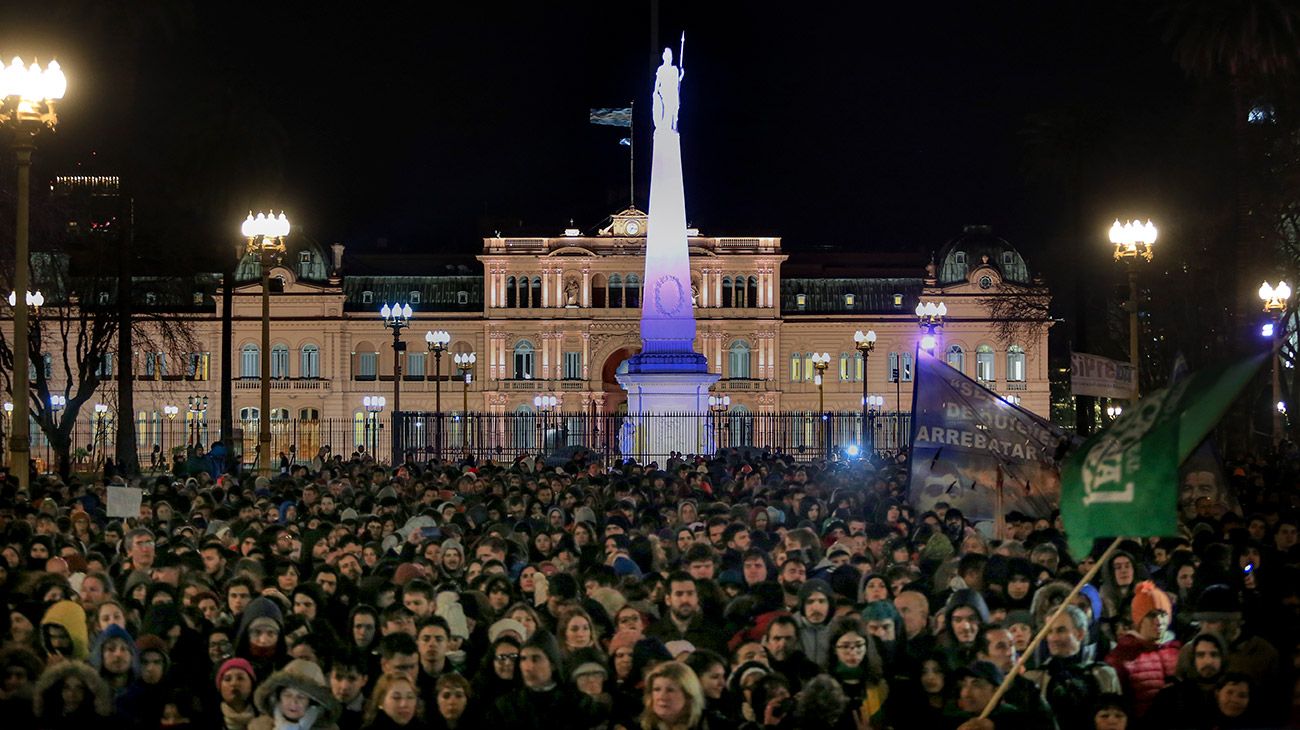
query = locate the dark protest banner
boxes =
[1071,351,1136,399]
[908,351,1070,522]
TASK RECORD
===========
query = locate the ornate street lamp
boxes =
[425,329,450,457]
[241,211,290,475]
[187,394,208,446]
[853,330,876,426]
[534,394,557,453]
[382,300,413,462]
[363,395,386,459]
[455,352,476,450]
[1261,280,1291,445]
[1,56,65,490]
[915,301,946,355]
[708,394,730,450]
[163,405,178,467]
[1110,219,1156,400]
[810,352,831,414]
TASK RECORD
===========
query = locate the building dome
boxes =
[935,225,1029,286]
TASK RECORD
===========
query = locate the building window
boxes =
[409,290,420,304]
[889,352,913,382]
[747,276,759,307]
[839,352,852,382]
[609,274,624,308]
[241,345,260,378]
[733,275,746,307]
[893,293,903,306]
[626,274,641,307]
[728,340,752,379]
[795,293,806,310]
[187,352,210,380]
[513,340,535,380]
[1003,394,1022,406]
[790,353,803,382]
[506,276,518,308]
[901,352,913,382]
[976,344,995,382]
[99,291,110,305]
[407,352,426,378]
[955,251,966,265]
[300,344,320,378]
[563,351,582,380]
[844,293,855,308]
[271,345,289,379]
[457,291,469,305]
[145,292,157,305]
[299,408,320,421]
[144,352,156,378]
[357,351,378,379]
[239,407,259,422]
[947,344,965,373]
[1007,345,1026,382]
[1003,251,1014,266]
[42,353,52,379]
[361,290,373,304]
[96,353,114,378]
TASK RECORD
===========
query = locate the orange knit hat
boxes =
[1130,580,1172,625]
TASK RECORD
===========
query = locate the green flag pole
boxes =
[978,536,1124,720]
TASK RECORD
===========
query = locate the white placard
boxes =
[106,486,144,519]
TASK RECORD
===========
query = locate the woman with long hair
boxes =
[827,616,888,727]
[360,672,421,730]
[472,635,522,699]
[639,661,706,730]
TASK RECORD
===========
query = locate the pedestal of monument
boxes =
[617,352,719,460]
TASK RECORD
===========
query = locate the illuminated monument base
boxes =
[616,44,719,459]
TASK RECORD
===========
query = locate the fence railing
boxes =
[4,411,912,473]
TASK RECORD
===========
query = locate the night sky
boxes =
[0,2,1230,295]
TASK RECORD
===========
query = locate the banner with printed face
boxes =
[1071,351,1136,399]
[908,351,1070,522]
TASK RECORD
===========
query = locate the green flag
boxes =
[1060,354,1266,557]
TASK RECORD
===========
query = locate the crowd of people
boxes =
[1,443,1298,730]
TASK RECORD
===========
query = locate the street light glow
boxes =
[241,211,290,239]
[0,58,66,102]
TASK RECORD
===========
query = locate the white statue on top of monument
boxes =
[652,47,683,132]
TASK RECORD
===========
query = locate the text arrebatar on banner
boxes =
[1060,353,1266,557]
[908,350,1071,523]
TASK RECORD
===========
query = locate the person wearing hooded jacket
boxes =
[1147,632,1229,728]
[792,578,834,668]
[89,623,144,720]
[938,589,989,669]
[41,599,90,664]
[235,596,288,682]
[32,659,121,730]
[248,658,341,730]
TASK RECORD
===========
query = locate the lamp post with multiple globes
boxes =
[241,212,290,475]
[1,56,66,490]
[456,352,476,450]
[1260,281,1291,445]
[1110,219,1156,402]
[533,394,557,453]
[853,329,876,440]
[380,302,413,463]
[187,395,208,447]
[708,394,730,450]
[363,396,386,459]
[425,330,450,458]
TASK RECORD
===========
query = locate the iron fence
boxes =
[4,411,912,473]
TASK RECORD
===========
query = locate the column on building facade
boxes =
[714,270,722,307]
[765,267,775,308]
[554,269,563,307]
[581,268,590,308]
[581,333,590,379]
[756,269,765,308]
[699,268,709,308]
[541,266,550,307]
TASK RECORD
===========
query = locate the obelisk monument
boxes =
[617,46,719,458]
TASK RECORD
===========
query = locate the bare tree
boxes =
[978,281,1053,352]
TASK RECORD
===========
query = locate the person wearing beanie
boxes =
[1189,583,1280,708]
[248,658,340,730]
[235,596,287,680]
[793,578,834,667]
[486,630,603,729]
[215,657,258,730]
[1103,581,1180,719]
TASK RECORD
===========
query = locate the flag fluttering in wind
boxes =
[1060,354,1266,557]
[589,107,632,128]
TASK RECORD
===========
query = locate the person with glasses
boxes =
[828,615,890,728]
[473,635,522,700]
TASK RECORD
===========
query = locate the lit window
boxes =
[361,290,373,304]
[796,293,806,310]
[893,293,903,306]
[844,293,855,308]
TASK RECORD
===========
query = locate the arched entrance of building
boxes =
[599,346,640,414]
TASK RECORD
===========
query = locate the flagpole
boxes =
[994,464,1005,540]
[629,99,635,208]
[978,536,1124,719]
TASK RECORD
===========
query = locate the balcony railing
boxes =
[235,378,328,391]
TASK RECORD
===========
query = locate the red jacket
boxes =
[1105,632,1181,717]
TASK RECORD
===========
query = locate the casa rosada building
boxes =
[11,208,1051,457]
